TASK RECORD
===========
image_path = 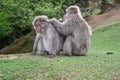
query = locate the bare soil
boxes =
[87,6,120,28]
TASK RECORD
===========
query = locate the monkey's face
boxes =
[38,18,48,28]
[35,17,48,33]
[64,6,78,20]
[64,6,81,20]
[34,19,41,33]
[33,15,48,33]
[67,6,79,14]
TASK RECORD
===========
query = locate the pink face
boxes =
[35,23,41,33]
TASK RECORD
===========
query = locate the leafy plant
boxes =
[0,12,14,39]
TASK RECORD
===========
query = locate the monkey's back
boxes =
[43,23,62,53]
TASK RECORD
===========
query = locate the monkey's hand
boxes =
[47,18,62,29]
[58,18,64,22]
[47,18,57,23]
[30,51,36,54]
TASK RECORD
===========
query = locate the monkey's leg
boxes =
[79,39,90,56]
[47,42,57,58]
[62,36,73,56]
[48,52,56,58]
[73,39,90,56]
[42,37,56,58]
[37,39,47,55]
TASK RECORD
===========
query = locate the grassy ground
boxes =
[0,22,120,80]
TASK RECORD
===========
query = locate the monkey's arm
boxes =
[48,18,72,36]
[88,25,92,36]
[58,18,64,22]
[48,18,62,26]
[32,33,43,53]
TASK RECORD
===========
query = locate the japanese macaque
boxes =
[49,5,92,56]
[31,15,64,58]
[31,16,43,54]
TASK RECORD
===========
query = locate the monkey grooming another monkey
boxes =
[31,15,64,58]
[49,5,92,56]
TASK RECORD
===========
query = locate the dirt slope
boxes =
[87,6,120,28]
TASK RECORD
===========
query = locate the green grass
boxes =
[0,22,120,80]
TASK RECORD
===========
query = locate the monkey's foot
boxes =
[30,52,36,55]
[48,54,56,58]
[59,51,72,56]
[40,53,48,56]
[40,51,49,56]
[58,51,66,55]
[66,53,72,56]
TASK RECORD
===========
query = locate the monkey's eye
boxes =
[39,19,44,22]
[42,19,45,22]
